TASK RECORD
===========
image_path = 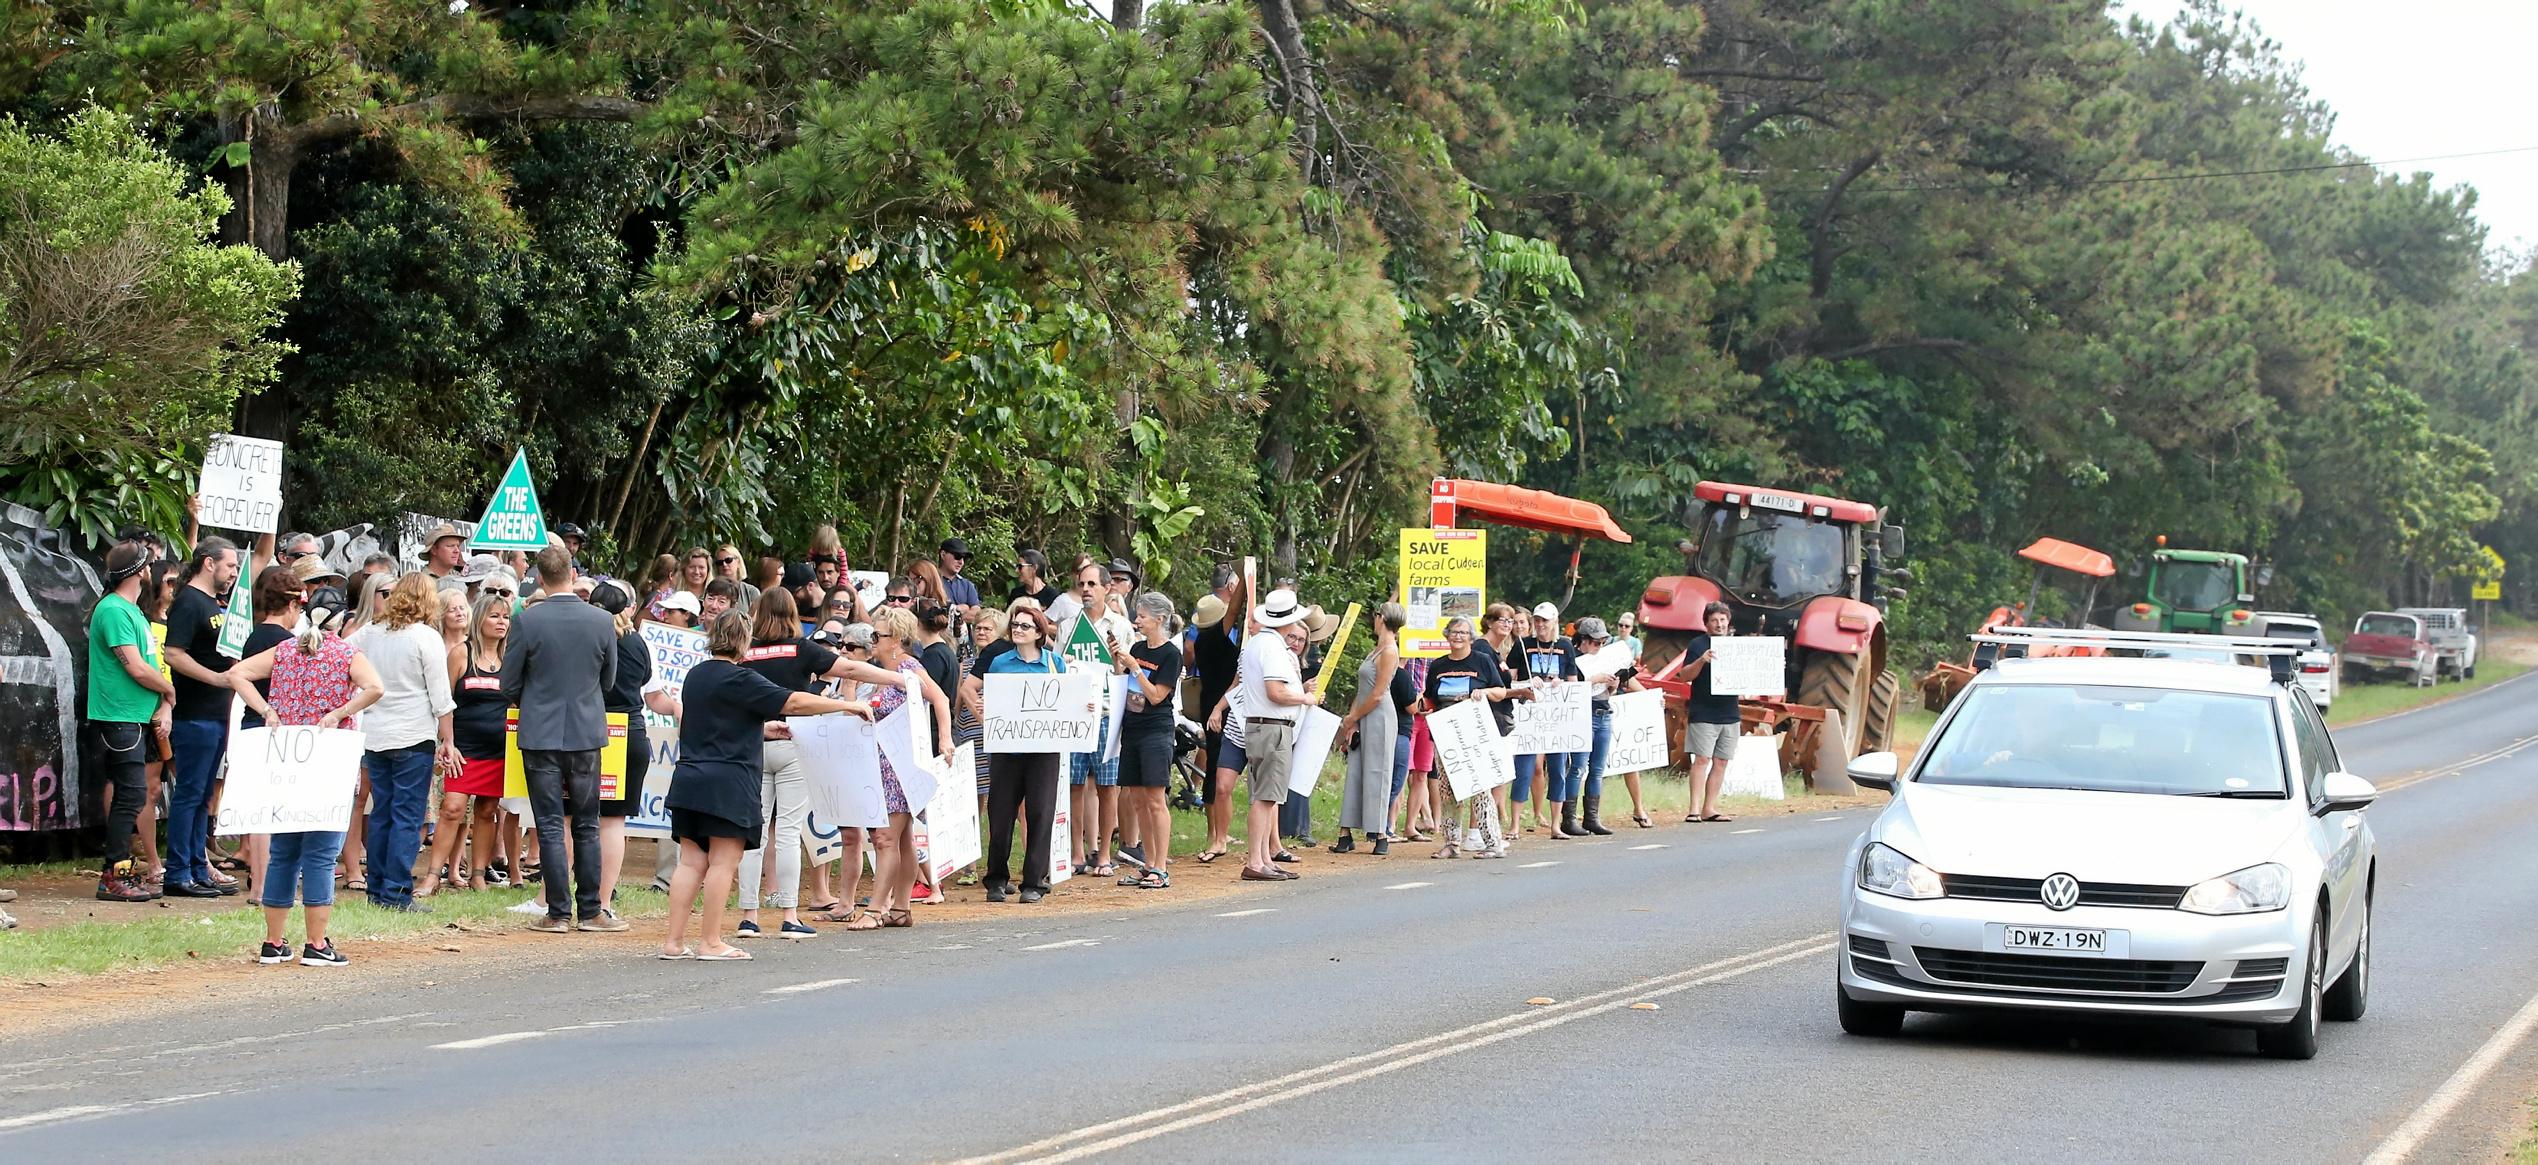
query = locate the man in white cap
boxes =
[1240,588,1318,882]
[1522,602,1585,836]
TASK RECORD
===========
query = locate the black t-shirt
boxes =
[976,637,1014,673]
[1685,632,1740,724]
[164,585,237,720]
[1124,639,1183,737]
[1193,622,1241,721]
[236,622,296,730]
[741,636,839,693]
[1388,663,1418,719]
[1522,635,1582,683]
[1424,650,1511,733]
[667,659,795,826]
[919,640,959,706]
[607,631,654,717]
[1009,582,1062,610]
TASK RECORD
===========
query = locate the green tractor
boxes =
[2112,540,2269,634]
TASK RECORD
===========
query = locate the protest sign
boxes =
[922,743,980,881]
[625,622,706,837]
[875,675,938,812]
[850,570,889,614]
[471,449,548,551]
[1102,673,1135,763]
[216,725,363,835]
[1428,697,1514,801]
[1048,795,1073,885]
[1398,528,1486,658]
[1707,636,1788,696]
[793,710,888,829]
[1287,706,1344,795]
[197,434,284,534]
[1722,732,1787,799]
[982,672,1103,754]
[1312,602,1361,700]
[502,713,628,799]
[1508,681,1591,754]
[1578,643,1635,680]
[1602,690,1671,777]
[215,578,254,659]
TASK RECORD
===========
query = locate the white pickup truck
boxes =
[2396,607,2478,680]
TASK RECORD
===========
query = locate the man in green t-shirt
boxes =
[87,542,177,902]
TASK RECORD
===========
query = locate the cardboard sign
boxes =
[1578,643,1634,679]
[1286,706,1344,795]
[794,710,889,829]
[982,671,1104,754]
[625,623,706,838]
[1707,636,1788,697]
[471,449,549,551]
[1428,697,1514,801]
[1721,732,1787,800]
[922,742,980,880]
[1602,690,1670,777]
[197,434,284,534]
[1507,681,1591,754]
[1312,602,1361,699]
[501,713,629,799]
[1102,673,1135,763]
[394,511,476,573]
[1398,528,1486,658]
[217,725,363,835]
[875,675,938,813]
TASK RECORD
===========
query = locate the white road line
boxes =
[1383,881,1434,890]
[964,938,1835,1164]
[1628,844,1668,851]
[765,978,860,995]
[1813,816,1844,822]
[1215,909,1277,918]
[1518,861,1562,869]
[2375,733,2538,794]
[2362,985,2538,1164]
[1730,828,1764,835]
[0,1089,232,1134]
[430,1031,549,1051]
[1021,939,1102,951]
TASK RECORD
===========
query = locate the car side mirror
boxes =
[2255,564,2276,587]
[2318,771,2377,815]
[1848,751,1900,792]
[1880,524,1906,561]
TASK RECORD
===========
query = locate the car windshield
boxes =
[2261,622,2323,649]
[2356,614,2418,638]
[2153,560,2236,612]
[1917,683,2287,797]
[1694,507,1847,606]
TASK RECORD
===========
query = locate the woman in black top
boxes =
[1116,592,1183,889]
[593,580,682,916]
[663,610,867,961]
[422,591,511,898]
[736,588,852,939]
[1420,616,1529,859]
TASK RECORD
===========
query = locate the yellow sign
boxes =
[2474,580,2502,601]
[2474,545,2505,601]
[1398,527,1486,658]
[1313,602,1362,702]
[504,712,631,799]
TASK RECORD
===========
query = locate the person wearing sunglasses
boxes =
[966,604,1075,903]
[715,544,760,615]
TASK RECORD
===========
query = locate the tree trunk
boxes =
[1112,0,1145,30]
[1262,429,1298,579]
[1098,384,1138,562]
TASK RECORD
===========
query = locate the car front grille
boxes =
[1848,935,1893,961]
[1940,874,2188,910]
[1913,947,2203,994]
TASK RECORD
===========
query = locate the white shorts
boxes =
[1684,721,1740,760]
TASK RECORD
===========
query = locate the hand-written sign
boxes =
[1428,696,1515,802]
[1601,690,1670,776]
[1707,636,1788,697]
[198,434,284,534]
[217,725,363,835]
[1507,681,1591,754]
[625,623,706,838]
[982,671,1103,754]
[1286,706,1344,796]
[920,742,980,881]
[793,710,888,830]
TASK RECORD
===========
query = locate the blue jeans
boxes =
[1539,751,1572,803]
[1511,753,1538,801]
[1586,710,1612,801]
[363,744,435,907]
[262,830,345,908]
[1389,729,1412,800]
[168,718,228,886]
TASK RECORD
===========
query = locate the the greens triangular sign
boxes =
[472,449,549,551]
[214,577,254,660]
[1063,612,1113,669]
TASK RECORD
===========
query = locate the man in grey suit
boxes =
[503,545,625,932]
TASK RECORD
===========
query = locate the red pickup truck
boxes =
[2342,611,2433,687]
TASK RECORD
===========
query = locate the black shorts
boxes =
[1117,728,1174,788]
[600,726,645,818]
[670,807,759,850]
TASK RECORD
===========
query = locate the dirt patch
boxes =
[2487,631,2538,667]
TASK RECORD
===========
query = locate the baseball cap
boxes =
[940,537,972,559]
[1575,616,1610,642]
[658,591,702,616]
[1532,602,1559,621]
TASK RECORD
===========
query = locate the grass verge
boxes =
[0,887,669,980]
[2325,659,2529,726]
[2516,1095,2538,1165]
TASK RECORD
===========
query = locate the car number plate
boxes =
[2001,926,2108,953]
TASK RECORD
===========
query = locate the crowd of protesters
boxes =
[32,502,1725,962]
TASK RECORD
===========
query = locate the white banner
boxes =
[1287,706,1344,796]
[1708,636,1788,696]
[983,671,1104,754]
[197,434,284,534]
[1048,793,1072,885]
[1102,673,1134,763]
[921,742,980,881]
[1428,697,1514,802]
[793,711,889,830]
[1508,681,1592,754]
[1578,643,1634,679]
[1722,732,1786,800]
[216,725,363,835]
[876,676,938,813]
[1602,690,1671,777]
[626,623,708,837]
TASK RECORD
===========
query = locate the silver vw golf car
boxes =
[1835,644,2378,1059]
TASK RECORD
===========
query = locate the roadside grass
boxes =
[0,859,87,882]
[2515,1095,2538,1165]
[1894,707,1939,754]
[0,887,669,980]
[2326,659,2529,726]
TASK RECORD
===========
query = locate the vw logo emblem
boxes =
[2039,873,2081,911]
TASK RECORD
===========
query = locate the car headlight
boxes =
[2179,863,2291,915]
[1858,843,1944,900]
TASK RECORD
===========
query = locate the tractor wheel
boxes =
[1860,670,1903,754]
[1796,650,1874,762]
[1640,630,1694,680]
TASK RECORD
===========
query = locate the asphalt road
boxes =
[8,675,2538,1163]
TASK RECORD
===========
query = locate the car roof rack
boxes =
[1970,626,2300,686]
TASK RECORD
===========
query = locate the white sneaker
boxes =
[506,898,547,915]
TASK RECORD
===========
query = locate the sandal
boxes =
[1702,813,1736,823]
[695,947,753,961]
[1632,813,1653,829]
[881,909,912,928]
[1089,863,1117,878]
[1431,844,1460,860]
[345,878,367,893]
[1134,870,1170,889]
[1118,872,1147,887]
[802,901,842,914]
[1194,849,1225,864]
[841,910,883,931]
[1684,813,1702,824]
[656,947,696,960]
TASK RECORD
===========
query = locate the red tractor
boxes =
[1637,482,1908,778]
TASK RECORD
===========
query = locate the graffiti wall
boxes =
[0,503,100,831]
